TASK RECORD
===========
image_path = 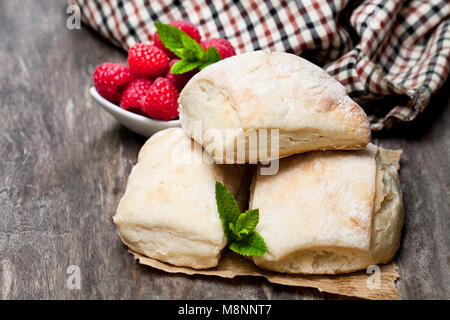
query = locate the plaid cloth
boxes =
[72,0,450,130]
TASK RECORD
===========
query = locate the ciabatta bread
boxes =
[250,144,403,274]
[113,128,248,269]
[179,51,371,163]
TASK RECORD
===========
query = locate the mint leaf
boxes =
[203,46,221,61]
[154,21,204,61]
[235,209,259,236]
[214,181,267,256]
[199,46,221,69]
[229,222,236,235]
[229,232,267,256]
[176,48,197,61]
[155,22,224,75]
[171,59,203,74]
[215,181,240,241]
[180,33,204,60]
[154,22,184,57]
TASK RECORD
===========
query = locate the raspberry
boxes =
[119,78,153,116]
[171,20,202,42]
[165,59,197,92]
[142,77,180,121]
[201,38,236,59]
[127,43,169,78]
[153,20,202,59]
[92,63,132,103]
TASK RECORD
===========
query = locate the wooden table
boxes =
[0,0,449,299]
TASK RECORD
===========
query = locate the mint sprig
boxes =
[154,22,221,74]
[215,181,267,256]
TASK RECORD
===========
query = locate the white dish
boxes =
[90,87,181,137]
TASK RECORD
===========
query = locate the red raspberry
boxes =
[92,63,132,103]
[127,43,169,78]
[142,77,179,121]
[153,20,202,59]
[171,20,202,42]
[119,78,153,116]
[201,38,236,59]
[165,59,198,92]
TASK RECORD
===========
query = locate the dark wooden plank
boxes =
[0,0,448,300]
[373,79,450,300]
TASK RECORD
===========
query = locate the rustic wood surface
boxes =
[0,0,449,300]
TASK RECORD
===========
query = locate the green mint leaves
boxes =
[229,232,267,257]
[215,181,267,256]
[154,22,221,74]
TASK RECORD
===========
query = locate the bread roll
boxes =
[113,128,248,269]
[249,144,403,274]
[179,51,371,163]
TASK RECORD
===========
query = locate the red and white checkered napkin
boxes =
[74,0,450,130]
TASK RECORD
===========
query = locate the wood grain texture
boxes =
[0,0,448,300]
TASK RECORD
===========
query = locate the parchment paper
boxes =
[130,149,403,300]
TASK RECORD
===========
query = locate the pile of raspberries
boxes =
[92,20,236,121]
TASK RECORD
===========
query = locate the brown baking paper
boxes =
[130,149,403,300]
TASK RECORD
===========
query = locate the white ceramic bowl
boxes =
[90,87,181,137]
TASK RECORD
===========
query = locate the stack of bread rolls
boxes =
[114,51,403,274]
